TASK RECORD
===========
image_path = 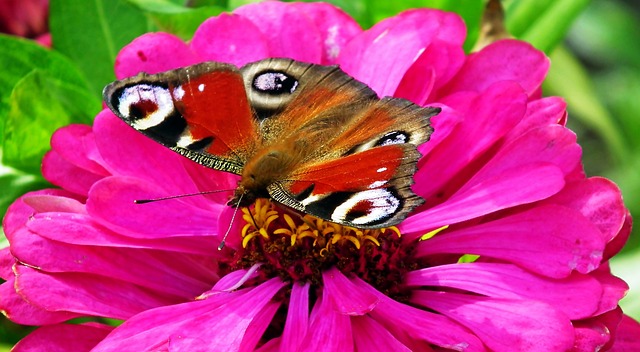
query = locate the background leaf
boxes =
[50,0,151,97]
[3,70,99,173]
[126,0,225,40]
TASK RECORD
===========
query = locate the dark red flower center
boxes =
[221,199,420,300]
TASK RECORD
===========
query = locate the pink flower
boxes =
[0,0,50,47]
[2,2,638,351]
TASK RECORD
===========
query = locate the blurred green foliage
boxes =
[1,0,638,348]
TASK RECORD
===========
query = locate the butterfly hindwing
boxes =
[103,62,260,174]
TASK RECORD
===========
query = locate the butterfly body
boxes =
[104,58,439,229]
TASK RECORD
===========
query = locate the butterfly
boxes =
[103,58,439,231]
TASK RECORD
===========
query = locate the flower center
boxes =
[223,199,419,300]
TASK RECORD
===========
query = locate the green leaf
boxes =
[543,45,628,164]
[504,0,590,53]
[126,0,225,40]
[0,35,95,138]
[3,70,99,173]
[50,0,151,97]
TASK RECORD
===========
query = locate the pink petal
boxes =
[190,13,269,67]
[573,318,612,352]
[437,39,549,98]
[3,189,80,240]
[240,300,280,351]
[416,105,462,157]
[0,247,13,279]
[49,124,109,176]
[403,163,565,234]
[15,265,182,319]
[11,225,216,298]
[25,209,217,255]
[412,291,574,352]
[356,277,485,351]
[93,278,285,351]
[609,314,640,351]
[114,33,199,78]
[0,276,79,325]
[340,9,466,97]
[414,81,528,198]
[302,293,354,352]
[590,264,628,315]
[86,176,224,239]
[505,97,567,141]
[281,282,310,352]
[13,323,113,352]
[395,40,465,104]
[543,177,626,243]
[22,194,86,214]
[290,2,362,64]
[234,2,323,63]
[93,111,210,195]
[322,267,379,315]
[352,316,413,352]
[42,150,105,195]
[415,205,606,278]
[605,211,632,260]
[404,263,602,319]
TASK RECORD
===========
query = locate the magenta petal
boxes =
[403,163,565,233]
[404,263,602,319]
[86,176,224,238]
[506,97,567,141]
[610,315,640,351]
[414,82,528,198]
[438,39,549,98]
[15,265,181,319]
[191,14,269,66]
[543,177,626,243]
[42,150,105,195]
[340,9,465,96]
[0,248,13,279]
[416,205,605,278]
[114,32,199,78]
[395,40,465,104]
[352,316,413,352]
[303,293,354,352]
[93,278,285,351]
[234,2,322,63]
[281,282,310,352]
[12,226,215,297]
[290,2,362,64]
[0,276,79,325]
[355,277,485,351]
[412,291,574,352]
[3,189,76,238]
[240,300,280,351]
[322,267,378,315]
[49,124,109,176]
[13,323,113,352]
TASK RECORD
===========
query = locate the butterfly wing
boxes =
[103,62,260,174]
[237,59,438,228]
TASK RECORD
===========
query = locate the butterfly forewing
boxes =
[103,62,259,174]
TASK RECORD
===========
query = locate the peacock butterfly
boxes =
[103,58,439,231]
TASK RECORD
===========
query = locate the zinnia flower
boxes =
[0,0,50,47]
[1,2,638,351]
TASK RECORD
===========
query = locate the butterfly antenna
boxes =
[218,193,244,250]
[134,189,232,204]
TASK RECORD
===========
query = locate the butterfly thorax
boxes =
[230,139,307,207]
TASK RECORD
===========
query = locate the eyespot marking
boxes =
[117,84,175,130]
[253,71,299,95]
